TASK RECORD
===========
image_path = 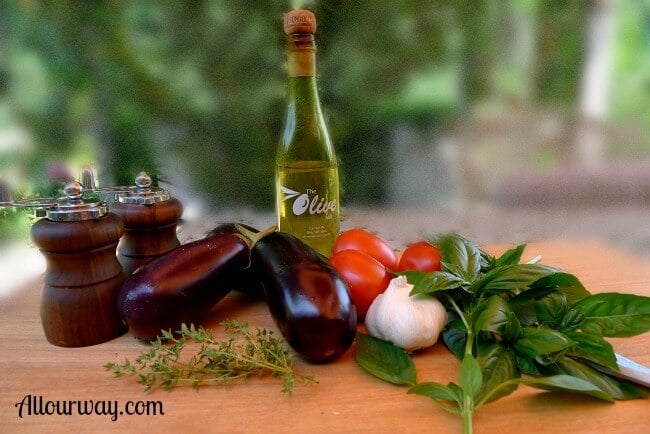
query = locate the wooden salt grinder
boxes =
[110,172,183,276]
[30,181,126,347]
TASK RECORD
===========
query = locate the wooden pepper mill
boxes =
[110,172,183,276]
[30,181,126,347]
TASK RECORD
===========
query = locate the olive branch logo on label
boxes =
[281,186,336,217]
[280,186,301,201]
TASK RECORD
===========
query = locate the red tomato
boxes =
[398,241,442,272]
[332,229,398,271]
[329,249,391,321]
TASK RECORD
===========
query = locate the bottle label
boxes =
[280,186,336,217]
[275,163,339,255]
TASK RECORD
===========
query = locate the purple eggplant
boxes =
[205,223,265,299]
[250,231,357,363]
[206,222,259,239]
[117,232,249,341]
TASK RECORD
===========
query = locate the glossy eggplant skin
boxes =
[205,223,264,299]
[117,233,249,341]
[251,231,357,363]
[206,222,258,239]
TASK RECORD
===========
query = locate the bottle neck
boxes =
[279,33,334,165]
[285,32,323,131]
[287,33,316,77]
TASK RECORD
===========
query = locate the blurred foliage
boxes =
[0,0,649,217]
[611,0,650,154]
[0,206,34,241]
[535,0,587,104]
[2,0,457,206]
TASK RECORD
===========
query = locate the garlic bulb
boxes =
[365,275,447,352]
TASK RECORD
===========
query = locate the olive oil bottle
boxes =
[276,9,340,256]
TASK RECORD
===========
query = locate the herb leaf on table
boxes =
[356,233,650,434]
[105,320,315,394]
[355,333,416,386]
[572,293,650,337]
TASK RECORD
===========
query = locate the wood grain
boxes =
[112,198,183,276]
[29,213,126,347]
[1,238,649,433]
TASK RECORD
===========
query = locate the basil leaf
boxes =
[535,350,569,366]
[502,312,524,342]
[541,357,649,400]
[472,264,558,296]
[459,354,483,400]
[479,249,496,271]
[436,234,482,282]
[477,343,520,404]
[564,331,618,371]
[520,374,614,402]
[559,307,585,332]
[534,272,591,305]
[573,293,650,337]
[355,333,416,386]
[514,327,573,359]
[400,270,429,286]
[408,271,467,296]
[493,244,526,267]
[509,272,590,308]
[441,262,470,282]
[535,292,569,329]
[473,295,510,334]
[510,299,538,327]
[443,319,466,361]
[408,382,462,410]
[513,352,540,375]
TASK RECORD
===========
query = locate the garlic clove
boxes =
[365,276,447,352]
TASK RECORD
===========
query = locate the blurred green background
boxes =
[1,0,649,242]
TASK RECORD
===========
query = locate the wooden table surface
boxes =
[1,238,649,434]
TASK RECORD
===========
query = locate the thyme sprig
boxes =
[105,320,315,394]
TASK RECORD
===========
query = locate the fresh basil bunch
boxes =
[356,234,650,434]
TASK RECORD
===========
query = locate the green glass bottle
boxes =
[276,9,340,257]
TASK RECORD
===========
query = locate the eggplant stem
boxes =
[236,224,277,248]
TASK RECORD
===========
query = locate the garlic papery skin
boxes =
[364,275,447,352]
